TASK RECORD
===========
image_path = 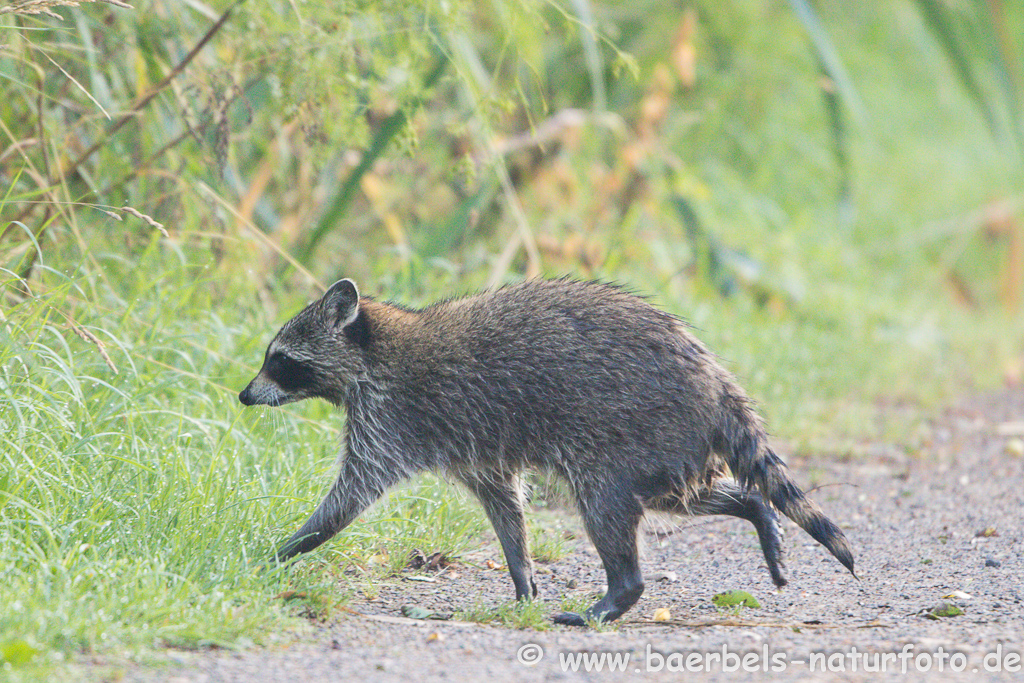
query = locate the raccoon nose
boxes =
[239,385,255,406]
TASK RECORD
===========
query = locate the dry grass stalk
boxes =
[120,205,169,237]
[0,0,132,18]
[66,317,119,374]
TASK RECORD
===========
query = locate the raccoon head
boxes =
[239,278,369,408]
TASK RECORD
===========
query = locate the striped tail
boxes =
[720,401,856,577]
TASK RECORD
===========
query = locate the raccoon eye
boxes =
[266,352,318,392]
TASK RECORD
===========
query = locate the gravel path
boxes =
[121,389,1023,682]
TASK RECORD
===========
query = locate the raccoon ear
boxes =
[322,278,360,329]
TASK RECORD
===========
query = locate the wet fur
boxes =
[239,278,855,625]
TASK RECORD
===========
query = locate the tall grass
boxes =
[0,235,485,676]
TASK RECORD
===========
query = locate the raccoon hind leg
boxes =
[553,481,645,626]
[653,480,787,587]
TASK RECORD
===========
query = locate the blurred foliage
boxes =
[2,0,1020,308]
[914,0,1023,166]
[910,0,1023,311]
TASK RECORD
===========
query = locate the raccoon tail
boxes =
[720,400,856,578]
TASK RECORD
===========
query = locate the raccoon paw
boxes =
[552,611,587,627]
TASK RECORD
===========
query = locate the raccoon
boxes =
[239,278,855,626]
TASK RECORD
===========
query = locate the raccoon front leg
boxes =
[460,471,537,601]
[658,480,787,588]
[553,483,645,626]
[276,450,409,562]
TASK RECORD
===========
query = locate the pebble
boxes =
[985,556,1001,568]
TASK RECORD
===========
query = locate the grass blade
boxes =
[911,0,1001,141]
[785,0,866,124]
[568,0,607,112]
[979,0,1024,164]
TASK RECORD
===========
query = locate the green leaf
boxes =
[1,640,40,667]
[712,590,760,609]
[926,602,964,619]
[401,605,449,620]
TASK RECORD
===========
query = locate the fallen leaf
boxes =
[401,605,434,620]
[400,605,452,621]
[407,549,426,570]
[425,552,452,571]
[712,590,760,609]
[976,527,998,538]
[275,590,307,601]
[653,608,671,622]
[924,602,963,620]
[943,590,973,600]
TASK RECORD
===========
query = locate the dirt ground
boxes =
[119,388,1023,682]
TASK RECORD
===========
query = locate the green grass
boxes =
[454,577,618,631]
[455,599,554,631]
[528,524,571,565]
[0,249,486,678]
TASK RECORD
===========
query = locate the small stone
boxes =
[1005,438,1024,458]
[646,570,679,583]
[985,556,1001,568]
[566,578,578,589]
